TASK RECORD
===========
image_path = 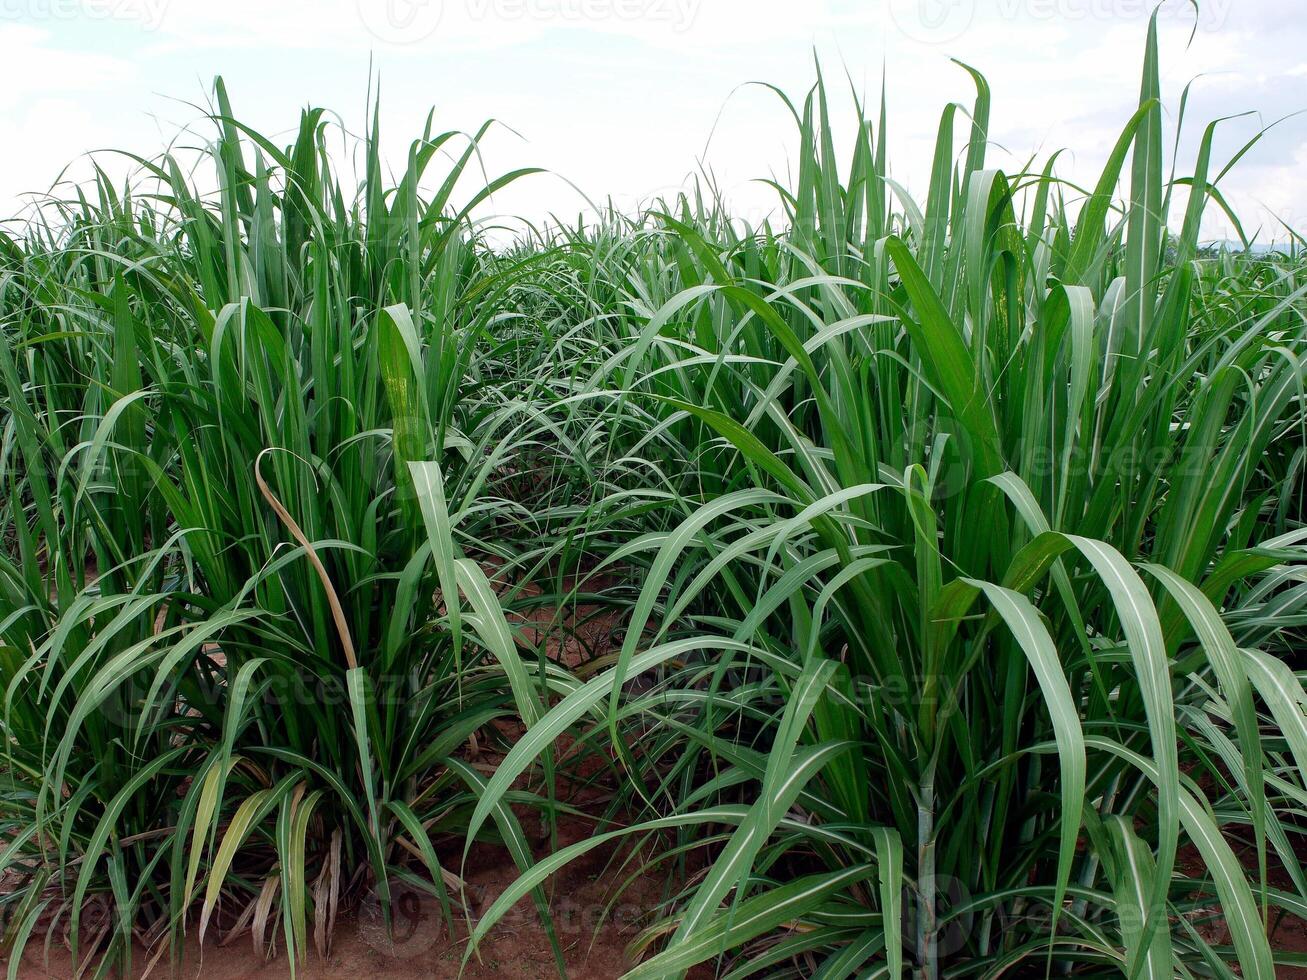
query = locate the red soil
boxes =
[6,809,670,979]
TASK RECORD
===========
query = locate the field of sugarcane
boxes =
[2,14,1307,979]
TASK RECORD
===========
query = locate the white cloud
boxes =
[0,24,135,110]
[1,0,1303,241]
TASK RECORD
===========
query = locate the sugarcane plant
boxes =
[1,9,1306,979]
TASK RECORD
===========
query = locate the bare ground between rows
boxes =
[6,805,707,980]
[5,567,699,979]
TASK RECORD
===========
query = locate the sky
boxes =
[1,0,1304,242]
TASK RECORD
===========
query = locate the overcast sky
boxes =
[2,0,1303,242]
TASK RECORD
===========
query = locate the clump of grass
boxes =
[464,15,1307,979]
[3,10,1307,979]
[0,85,587,974]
